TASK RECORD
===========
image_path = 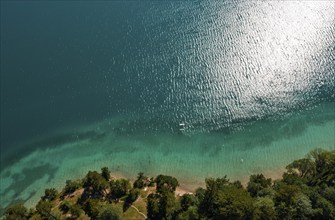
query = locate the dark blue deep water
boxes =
[0,1,334,209]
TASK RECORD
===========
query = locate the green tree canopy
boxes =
[180,194,197,211]
[155,175,179,194]
[35,200,54,219]
[274,183,300,219]
[59,201,71,213]
[253,197,276,220]
[4,203,28,220]
[212,185,254,220]
[101,167,111,181]
[133,172,148,189]
[83,171,109,196]
[308,149,335,186]
[147,193,161,220]
[98,204,123,220]
[247,174,272,197]
[198,177,230,217]
[286,158,316,179]
[110,179,131,200]
[41,188,58,201]
[125,188,140,204]
[147,191,179,220]
[83,199,102,219]
[194,187,206,205]
[69,204,82,219]
[63,180,81,196]
[176,206,199,220]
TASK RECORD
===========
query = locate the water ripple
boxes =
[111,1,334,133]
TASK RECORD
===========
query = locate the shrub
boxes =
[101,167,111,181]
[98,204,123,220]
[63,180,81,196]
[4,203,28,220]
[110,179,131,200]
[42,188,58,201]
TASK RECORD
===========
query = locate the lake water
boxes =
[1,1,334,209]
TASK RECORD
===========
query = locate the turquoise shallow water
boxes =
[1,1,334,210]
[0,102,334,209]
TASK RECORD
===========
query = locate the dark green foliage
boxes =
[309,149,334,173]
[180,194,197,211]
[194,187,206,205]
[83,171,109,196]
[176,206,199,220]
[110,179,131,200]
[59,201,82,219]
[63,180,81,196]
[41,188,58,201]
[273,183,317,219]
[101,167,111,181]
[253,197,276,220]
[293,193,315,219]
[4,203,28,220]
[147,191,179,220]
[155,175,179,194]
[123,188,141,211]
[308,149,335,187]
[282,149,335,188]
[211,185,254,220]
[147,193,161,220]
[274,184,300,206]
[69,204,82,219]
[247,174,272,197]
[83,199,101,219]
[275,202,296,220]
[198,177,255,220]
[272,149,335,219]
[232,180,243,189]
[146,175,180,219]
[258,188,276,198]
[321,186,335,204]
[98,204,123,220]
[198,177,230,217]
[59,201,71,213]
[133,172,148,189]
[126,188,140,204]
[282,172,307,186]
[148,177,155,187]
[35,200,53,219]
[286,158,316,179]
[311,194,335,220]
[160,191,179,219]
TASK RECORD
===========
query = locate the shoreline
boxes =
[4,148,334,220]
[1,118,333,210]
[22,167,285,209]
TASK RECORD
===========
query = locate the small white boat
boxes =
[179,122,186,131]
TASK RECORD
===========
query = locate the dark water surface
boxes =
[1,0,334,209]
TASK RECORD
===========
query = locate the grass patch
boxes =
[123,206,146,220]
